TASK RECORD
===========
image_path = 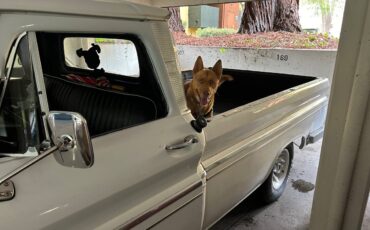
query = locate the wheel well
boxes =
[286,142,294,160]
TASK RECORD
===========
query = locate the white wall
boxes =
[176,45,337,81]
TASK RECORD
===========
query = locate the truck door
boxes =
[0,30,205,230]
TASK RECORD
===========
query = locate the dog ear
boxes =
[193,56,204,74]
[219,74,233,86]
[212,60,222,78]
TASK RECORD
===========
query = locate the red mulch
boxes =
[172,31,338,49]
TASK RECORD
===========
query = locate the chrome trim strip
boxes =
[203,98,327,180]
[198,164,207,230]
[0,32,27,108]
[147,193,203,229]
[118,181,202,230]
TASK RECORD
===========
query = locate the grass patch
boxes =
[95,38,115,43]
[196,28,236,38]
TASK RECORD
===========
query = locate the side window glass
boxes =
[0,41,17,97]
[64,37,140,77]
[0,35,42,153]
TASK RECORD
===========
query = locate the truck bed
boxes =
[183,69,316,114]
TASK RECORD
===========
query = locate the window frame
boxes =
[36,32,169,138]
[0,32,27,109]
[0,32,45,157]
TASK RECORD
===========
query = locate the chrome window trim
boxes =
[28,32,50,141]
[0,31,50,156]
[0,32,27,108]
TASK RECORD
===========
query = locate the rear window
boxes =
[63,37,140,77]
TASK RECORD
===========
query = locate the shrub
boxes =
[95,38,115,43]
[308,34,316,42]
[196,27,236,38]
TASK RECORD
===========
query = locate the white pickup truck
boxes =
[0,1,329,229]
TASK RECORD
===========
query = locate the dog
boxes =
[184,56,233,119]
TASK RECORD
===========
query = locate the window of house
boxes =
[64,37,140,78]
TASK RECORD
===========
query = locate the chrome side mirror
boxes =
[47,112,94,168]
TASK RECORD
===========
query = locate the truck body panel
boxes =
[0,2,329,229]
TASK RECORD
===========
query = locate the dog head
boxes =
[191,56,233,106]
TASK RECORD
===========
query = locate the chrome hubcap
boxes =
[272,149,290,190]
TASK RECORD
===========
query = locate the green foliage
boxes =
[196,28,236,38]
[304,0,337,16]
[219,47,227,54]
[300,33,330,48]
[95,38,115,43]
[303,0,340,33]
[308,34,316,42]
[303,41,316,48]
[318,40,329,47]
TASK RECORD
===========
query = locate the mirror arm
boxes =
[0,145,59,185]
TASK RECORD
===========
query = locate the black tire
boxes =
[258,145,293,204]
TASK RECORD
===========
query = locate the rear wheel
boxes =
[259,146,292,204]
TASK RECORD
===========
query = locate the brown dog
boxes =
[184,56,233,119]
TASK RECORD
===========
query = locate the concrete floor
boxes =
[211,140,370,230]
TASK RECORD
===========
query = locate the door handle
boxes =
[166,135,199,150]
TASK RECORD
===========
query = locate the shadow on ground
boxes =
[210,191,270,230]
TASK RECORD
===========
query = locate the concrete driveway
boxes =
[211,140,370,230]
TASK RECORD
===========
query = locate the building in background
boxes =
[215,3,241,30]
[180,3,242,35]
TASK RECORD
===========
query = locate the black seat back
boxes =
[44,76,157,136]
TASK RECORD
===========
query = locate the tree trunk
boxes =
[238,0,276,34]
[321,13,332,33]
[273,0,301,32]
[239,0,301,34]
[168,7,185,32]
